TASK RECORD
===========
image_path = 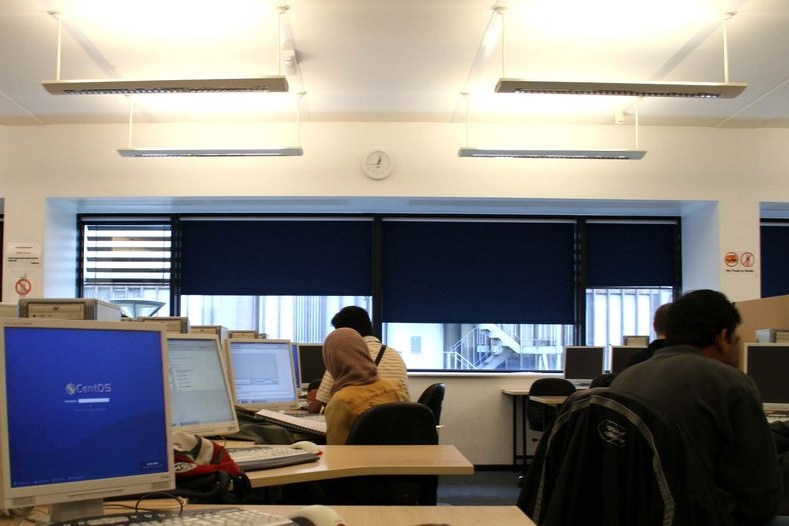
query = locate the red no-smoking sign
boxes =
[14,278,31,296]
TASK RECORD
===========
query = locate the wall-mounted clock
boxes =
[362,150,393,180]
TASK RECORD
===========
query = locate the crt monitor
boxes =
[744,343,789,411]
[610,346,647,374]
[563,346,605,383]
[297,343,326,387]
[0,318,173,522]
[167,334,239,436]
[225,339,299,409]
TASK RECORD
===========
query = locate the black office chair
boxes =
[527,378,576,435]
[417,382,445,425]
[327,402,439,505]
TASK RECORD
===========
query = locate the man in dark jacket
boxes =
[610,289,782,525]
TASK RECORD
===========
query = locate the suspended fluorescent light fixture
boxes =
[117,92,306,158]
[43,77,289,95]
[456,93,646,160]
[493,10,746,99]
[457,147,646,160]
[117,147,303,157]
[494,79,745,99]
[42,10,289,94]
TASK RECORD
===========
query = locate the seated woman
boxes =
[323,327,409,444]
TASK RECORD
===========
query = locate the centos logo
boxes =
[65,382,112,395]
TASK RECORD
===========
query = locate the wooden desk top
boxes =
[528,395,568,405]
[502,387,531,396]
[245,444,474,488]
[84,503,534,526]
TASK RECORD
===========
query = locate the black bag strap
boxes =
[375,344,387,365]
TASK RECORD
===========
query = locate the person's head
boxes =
[331,306,373,337]
[322,327,378,394]
[665,289,742,367]
[652,303,672,339]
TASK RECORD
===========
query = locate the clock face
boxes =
[363,150,393,179]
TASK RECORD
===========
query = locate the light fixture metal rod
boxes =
[277,5,290,77]
[496,6,506,79]
[48,11,62,80]
[296,91,304,147]
[722,12,735,83]
[462,92,470,147]
[127,97,134,148]
[634,99,640,149]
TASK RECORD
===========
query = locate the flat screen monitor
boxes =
[226,339,299,410]
[563,346,605,384]
[167,334,239,436]
[290,342,301,389]
[297,343,326,387]
[622,335,649,347]
[610,346,647,374]
[744,343,789,411]
[0,319,173,522]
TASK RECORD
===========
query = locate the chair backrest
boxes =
[347,402,438,445]
[417,383,445,425]
[519,388,720,525]
[527,378,576,432]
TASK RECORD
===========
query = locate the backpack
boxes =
[173,433,251,504]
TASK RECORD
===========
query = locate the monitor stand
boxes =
[43,498,104,524]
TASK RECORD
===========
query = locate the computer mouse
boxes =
[287,505,346,526]
[291,440,321,454]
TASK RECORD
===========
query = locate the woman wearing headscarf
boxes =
[323,327,409,444]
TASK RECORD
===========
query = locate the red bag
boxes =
[173,434,250,503]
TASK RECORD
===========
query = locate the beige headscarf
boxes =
[323,327,379,395]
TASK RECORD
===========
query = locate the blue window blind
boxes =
[381,220,576,323]
[761,223,789,298]
[180,219,373,295]
[586,222,678,287]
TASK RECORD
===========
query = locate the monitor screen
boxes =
[167,334,238,436]
[744,343,789,410]
[297,343,326,387]
[563,346,604,382]
[226,339,298,408]
[0,319,173,522]
[610,346,647,374]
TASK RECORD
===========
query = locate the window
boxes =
[80,221,172,315]
[79,214,680,373]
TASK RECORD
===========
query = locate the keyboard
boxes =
[48,507,297,526]
[226,445,320,471]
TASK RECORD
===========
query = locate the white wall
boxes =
[3,120,789,464]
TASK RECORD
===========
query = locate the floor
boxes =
[437,468,522,506]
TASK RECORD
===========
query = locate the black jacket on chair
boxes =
[518,388,725,526]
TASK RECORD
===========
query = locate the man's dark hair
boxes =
[330,306,373,337]
[653,303,672,336]
[664,289,741,348]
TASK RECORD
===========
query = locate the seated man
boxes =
[609,289,782,524]
[308,306,409,413]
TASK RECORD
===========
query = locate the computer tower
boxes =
[18,298,122,321]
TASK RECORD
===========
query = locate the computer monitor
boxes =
[167,334,239,436]
[563,346,605,384]
[610,345,647,374]
[225,339,299,410]
[0,318,173,522]
[290,342,301,388]
[744,343,789,411]
[622,335,649,347]
[297,343,326,387]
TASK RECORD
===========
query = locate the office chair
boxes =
[329,402,439,505]
[527,378,576,435]
[519,388,717,525]
[417,382,445,425]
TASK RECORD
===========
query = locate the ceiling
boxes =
[1,0,788,128]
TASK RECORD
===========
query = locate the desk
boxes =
[529,395,568,406]
[502,388,531,466]
[245,444,474,488]
[81,503,535,526]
